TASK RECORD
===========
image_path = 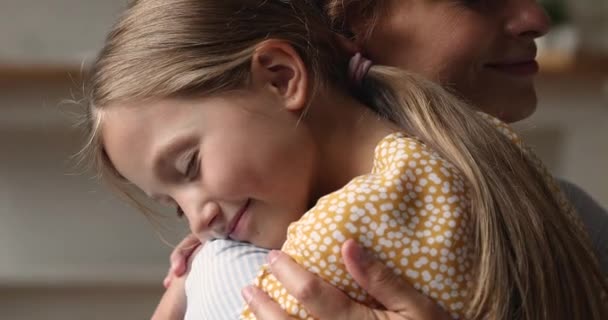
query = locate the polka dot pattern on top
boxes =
[241,113,584,320]
[241,131,475,319]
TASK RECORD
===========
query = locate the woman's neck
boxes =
[306,91,400,197]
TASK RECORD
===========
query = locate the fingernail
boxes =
[242,286,254,304]
[353,242,373,268]
[267,250,280,265]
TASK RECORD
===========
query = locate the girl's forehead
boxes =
[100,104,169,193]
[101,99,194,129]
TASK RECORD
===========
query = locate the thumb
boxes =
[341,239,433,313]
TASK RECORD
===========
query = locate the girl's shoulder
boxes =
[289,131,471,248]
[305,132,468,212]
[373,112,522,171]
[371,132,462,178]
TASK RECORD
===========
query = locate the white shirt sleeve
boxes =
[185,239,268,320]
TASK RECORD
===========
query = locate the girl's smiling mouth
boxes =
[227,199,252,240]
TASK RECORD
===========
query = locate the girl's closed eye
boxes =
[177,149,200,180]
[171,149,199,218]
[185,150,200,181]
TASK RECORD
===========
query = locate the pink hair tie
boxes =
[348,52,373,86]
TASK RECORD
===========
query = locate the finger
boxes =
[242,285,292,320]
[342,239,433,313]
[170,234,202,277]
[267,251,372,320]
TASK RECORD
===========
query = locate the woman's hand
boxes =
[242,239,452,320]
[163,233,202,288]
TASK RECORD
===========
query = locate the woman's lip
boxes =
[485,60,539,76]
[227,199,251,239]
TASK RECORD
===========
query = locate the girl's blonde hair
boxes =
[82,0,608,319]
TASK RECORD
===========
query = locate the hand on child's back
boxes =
[244,240,452,320]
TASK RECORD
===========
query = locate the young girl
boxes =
[82,0,608,319]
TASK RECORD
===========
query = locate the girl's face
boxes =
[101,92,318,249]
[363,0,550,122]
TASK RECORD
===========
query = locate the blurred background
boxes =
[0,0,606,319]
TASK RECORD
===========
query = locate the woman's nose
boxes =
[504,0,551,39]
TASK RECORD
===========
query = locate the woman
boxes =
[158,0,608,319]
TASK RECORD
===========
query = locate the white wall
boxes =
[0,0,128,64]
[1,2,178,318]
[0,80,185,320]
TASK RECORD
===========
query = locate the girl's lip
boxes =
[227,199,251,239]
[485,60,539,76]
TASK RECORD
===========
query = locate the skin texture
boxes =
[102,93,318,249]
[361,0,549,123]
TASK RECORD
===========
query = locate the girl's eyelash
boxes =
[185,150,200,180]
[171,150,199,218]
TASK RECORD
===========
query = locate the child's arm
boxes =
[152,272,187,320]
[152,245,202,320]
[163,233,202,289]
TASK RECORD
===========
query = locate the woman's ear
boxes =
[250,40,308,112]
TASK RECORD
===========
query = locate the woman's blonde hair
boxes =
[82,0,608,319]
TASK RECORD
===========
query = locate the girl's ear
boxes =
[250,40,308,112]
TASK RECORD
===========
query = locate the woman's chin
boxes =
[480,92,538,123]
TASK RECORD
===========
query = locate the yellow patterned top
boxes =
[241,130,476,319]
[241,113,589,320]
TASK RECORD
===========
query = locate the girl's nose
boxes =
[183,201,221,235]
[504,0,551,39]
[174,188,221,235]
